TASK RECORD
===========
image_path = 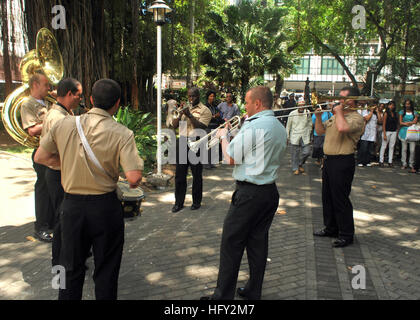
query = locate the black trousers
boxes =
[415,144,420,171]
[175,138,203,206]
[357,140,374,165]
[32,149,54,232]
[58,191,124,300]
[45,168,64,266]
[212,182,279,300]
[322,154,356,241]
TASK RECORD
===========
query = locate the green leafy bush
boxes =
[114,106,157,173]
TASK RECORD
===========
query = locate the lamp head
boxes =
[147,0,172,26]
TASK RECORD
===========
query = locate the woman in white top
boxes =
[357,106,378,167]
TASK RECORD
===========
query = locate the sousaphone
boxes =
[1,28,64,148]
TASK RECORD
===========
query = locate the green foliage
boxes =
[200,0,294,100]
[114,107,157,173]
[283,0,419,95]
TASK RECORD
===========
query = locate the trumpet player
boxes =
[20,70,54,242]
[171,87,212,213]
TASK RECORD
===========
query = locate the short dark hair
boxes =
[188,87,200,98]
[249,86,273,109]
[57,78,81,97]
[91,79,121,110]
[340,86,360,97]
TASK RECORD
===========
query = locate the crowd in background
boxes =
[163,89,420,174]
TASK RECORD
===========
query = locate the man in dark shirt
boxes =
[279,93,297,126]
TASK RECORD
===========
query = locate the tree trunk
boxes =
[1,0,13,96]
[275,74,284,95]
[312,34,358,88]
[400,6,411,97]
[148,73,154,113]
[23,0,108,108]
[186,0,195,87]
[131,0,139,110]
[240,75,249,103]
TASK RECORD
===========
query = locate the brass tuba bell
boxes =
[1,28,64,148]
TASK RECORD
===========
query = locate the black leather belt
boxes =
[236,180,275,187]
[64,190,116,201]
[324,154,354,159]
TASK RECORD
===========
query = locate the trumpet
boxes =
[172,102,192,118]
[188,116,242,153]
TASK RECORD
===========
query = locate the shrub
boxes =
[114,106,157,173]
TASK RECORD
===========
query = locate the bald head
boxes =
[188,87,200,106]
[248,86,273,109]
[28,71,50,100]
[28,71,48,90]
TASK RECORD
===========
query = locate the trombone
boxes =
[275,103,380,119]
[277,92,377,115]
[188,116,242,153]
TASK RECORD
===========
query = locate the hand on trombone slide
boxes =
[215,127,228,140]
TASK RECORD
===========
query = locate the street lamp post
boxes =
[148,1,172,175]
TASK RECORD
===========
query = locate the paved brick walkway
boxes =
[0,151,419,300]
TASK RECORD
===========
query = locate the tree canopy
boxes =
[200,0,294,100]
[1,0,418,109]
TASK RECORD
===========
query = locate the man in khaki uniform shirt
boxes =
[171,87,212,212]
[313,86,365,248]
[35,79,143,300]
[20,71,54,242]
[41,78,83,267]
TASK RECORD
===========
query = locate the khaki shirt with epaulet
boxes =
[40,107,144,195]
[323,111,365,156]
[179,102,212,136]
[40,104,73,170]
[20,96,50,130]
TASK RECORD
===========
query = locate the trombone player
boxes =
[21,70,54,242]
[202,86,287,300]
[313,86,365,248]
[170,87,212,213]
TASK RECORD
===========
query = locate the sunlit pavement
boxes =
[0,151,419,300]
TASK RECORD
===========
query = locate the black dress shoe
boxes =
[171,205,184,213]
[34,230,53,243]
[236,287,249,299]
[332,238,353,248]
[191,204,201,210]
[313,229,338,238]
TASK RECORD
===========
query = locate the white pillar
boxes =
[371,73,374,96]
[156,25,162,174]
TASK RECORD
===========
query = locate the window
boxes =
[294,57,310,75]
[321,57,345,75]
[355,58,379,75]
